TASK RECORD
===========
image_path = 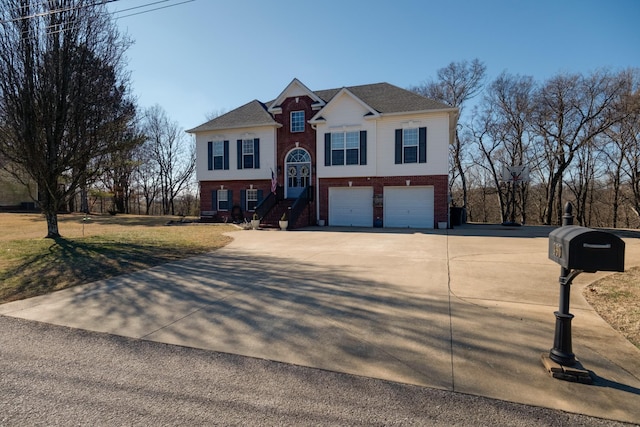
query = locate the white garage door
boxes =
[329,187,373,227]
[384,186,434,228]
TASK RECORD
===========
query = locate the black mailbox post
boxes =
[546,203,625,369]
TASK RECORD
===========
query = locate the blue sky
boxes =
[110,0,640,131]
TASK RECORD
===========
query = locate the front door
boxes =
[285,148,311,199]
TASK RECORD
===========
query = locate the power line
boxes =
[112,0,195,20]
[0,0,121,25]
[109,0,175,16]
[1,0,196,26]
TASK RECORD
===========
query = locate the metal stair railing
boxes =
[288,186,313,228]
[254,191,277,220]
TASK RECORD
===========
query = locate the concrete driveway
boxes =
[2,225,640,424]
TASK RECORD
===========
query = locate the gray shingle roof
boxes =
[188,82,453,133]
[339,83,453,113]
[186,100,277,133]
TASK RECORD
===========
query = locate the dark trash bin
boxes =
[450,207,466,226]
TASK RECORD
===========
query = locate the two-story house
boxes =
[187,78,457,229]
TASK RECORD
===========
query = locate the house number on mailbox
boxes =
[553,243,562,259]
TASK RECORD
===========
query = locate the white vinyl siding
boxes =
[375,113,449,176]
[196,126,275,182]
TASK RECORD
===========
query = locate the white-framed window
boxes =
[217,189,229,211]
[207,140,228,170]
[213,141,224,169]
[395,127,426,164]
[331,131,360,165]
[246,189,258,211]
[403,128,418,164]
[291,110,304,132]
[237,138,260,170]
[291,111,304,132]
[242,139,255,169]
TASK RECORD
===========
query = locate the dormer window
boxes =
[291,111,304,133]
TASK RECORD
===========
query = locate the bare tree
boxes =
[410,59,486,210]
[596,70,640,227]
[617,71,640,223]
[100,121,145,214]
[130,140,159,215]
[142,105,195,215]
[204,108,227,122]
[533,70,629,225]
[0,0,134,237]
[474,73,536,224]
[467,108,507,221]
[565,138,604,226]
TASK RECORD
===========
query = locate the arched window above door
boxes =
[286,148,311,163]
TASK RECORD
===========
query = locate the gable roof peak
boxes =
[267,78,326,112]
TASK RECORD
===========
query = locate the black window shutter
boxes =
[207,141,213,170]
[254,138,260,169]
[223,141,229,170]
[228,190,233,207]
[419,127,427,163]
[359,131,367,165]
[324,133,331,166]
[395,129,403,164]
[236,140,243,169]
[211,191,217,210]
[240,190,246,211]
[257,189,263,203]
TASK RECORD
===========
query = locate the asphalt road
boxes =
[1,316,628,426]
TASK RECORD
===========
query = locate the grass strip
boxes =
[0,221,235,303]
[584,267,640,349]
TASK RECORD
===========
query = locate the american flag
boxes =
[271,168,277,194]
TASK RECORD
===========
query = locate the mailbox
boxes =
[549,226,624,273]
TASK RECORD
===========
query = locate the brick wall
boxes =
[200,179,271,220]
[275,96,317,185]
[200,179,316,226]
[318,175,448,226]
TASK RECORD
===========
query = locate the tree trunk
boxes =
[44,210,60,239]
[544,178,556,225]
[145,201,152,215]
[612,188,619,229]
[454,132,469,210]
[80,185,89,213]
[496,189,506,223]
[555,179,564,225]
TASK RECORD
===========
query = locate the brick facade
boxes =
[194,81,454,229]
[200,179,271,221]
[274,96,317,188]
[318,175,448,227]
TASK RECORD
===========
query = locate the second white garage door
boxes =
[384,186,434,228]
[329,187,373,227]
